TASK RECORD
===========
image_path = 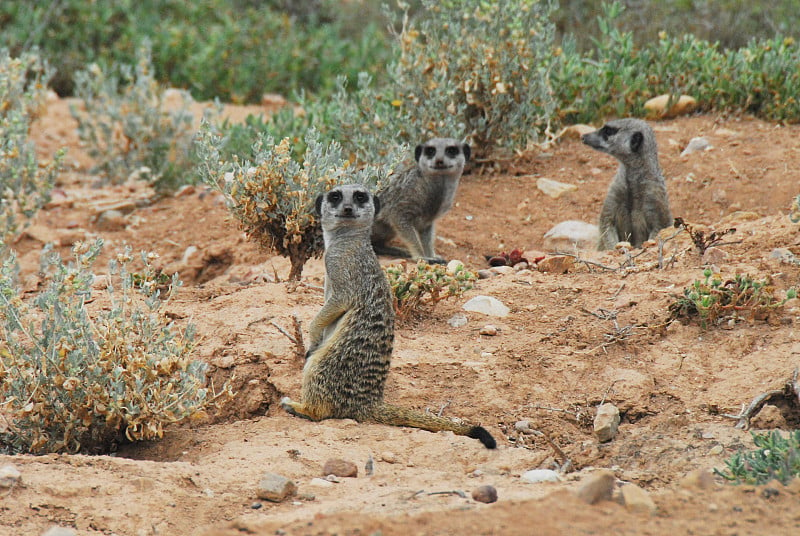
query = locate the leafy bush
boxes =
[0,240,231,454]
[196,126,406,280]
[384,261,476,320]
[668,269,797,329]
[716,430,800,485]
[70,41,199,192]
[0,49,62,245]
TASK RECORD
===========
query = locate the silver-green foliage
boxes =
[71,40,198,192]
[0,49,62,244]
[0,239,229,454]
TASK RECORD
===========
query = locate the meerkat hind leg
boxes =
[281,396,330,421]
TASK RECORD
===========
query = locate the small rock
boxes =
[537,255,575,274]
[644,94,697,118]
[479,325,498,336]
[480,351,493,359]
[536,177,578,199]
[308,478,334,488]
[41,528,77,536]
[446,259,465,275]
[448,313,468,328]
[261,93,288,108]
[462,296,510,317]
[513,261,529,271]
[174,184,196,197]
[561,124,596,140]
[680,137,711,157]
[575,469,616,505]
[323,458,358,478]
[471,485,498,503]
[620,483,657,515]
[520,469,560,484]
[256,472,296,502]
[476,269,494,279]
[324,474,341,483]
[770,248,799,264]
[514,420,532,434]
[489,265,514,275]
[702,246,729,265]
[93,199,137,215]
[751,404,787,429]
[251,502,263,509]
[594,403,621,443]
[543,220,599,251]
[94,209,128,232]
[380,451,398,464]
[708,444,724,456]
[679,468,715,490]
[0,464,21,488]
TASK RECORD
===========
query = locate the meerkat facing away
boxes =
[371,138,471,264]
[582,118,672,250]
[281,184,496,449]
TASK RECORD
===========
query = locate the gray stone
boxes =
[520,469,560,483]
[680,136,711,157]
[41,527,77,536]
[536,178,577,199]
[448,313,468,328]
[308,478,334,488]
[594,403,621,443]
[543,220,599,251]
[462,295,510,317]
[0,464,21,488]
[256,472,296,502]
[471,485,498,503]
[514,420,532,434]
[575,469,616,504]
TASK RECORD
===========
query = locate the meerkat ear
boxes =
[414,144,423,162]
[315,193,324,215]
[372,194,381,216]
[462,143,471,162]
[630,131,644,153]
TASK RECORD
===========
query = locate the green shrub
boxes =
[384,261,476,321]
[70,41,199,192]
[668,269,796,329]
[716,430,800,485]
[196,126,406,280]
[0,239,231,454]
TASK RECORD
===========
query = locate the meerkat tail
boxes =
[369,403,497,449]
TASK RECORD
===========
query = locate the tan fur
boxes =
[281,184,495,448]
[582,119,672,250]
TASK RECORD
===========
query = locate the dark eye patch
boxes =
[599,126,619,139]
[423,146,437,158]
[444,146,460,158]
[353,191,369,204]
[327,190,343,206]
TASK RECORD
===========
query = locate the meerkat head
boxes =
[315,184,380,233]
[414,138,471,176]
[581,118,656,163]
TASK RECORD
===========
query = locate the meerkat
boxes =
[582,118,673,250]
[281,184,496,449]
[371,138,471,264]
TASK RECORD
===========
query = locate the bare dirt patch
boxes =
[2,99,799,535]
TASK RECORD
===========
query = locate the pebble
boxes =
[536,177,578,199]
[679,468,715,490]
[448,313,468,328]
[620,483,657,514]
[251,502,263,509]
[462,295,510,317]
[0,464,21,488]
[514,420,532,434]
[41,528,77,536]
[488,265,514,275]
[380,451,398,464]
[680,136,711,156]
[308,478,334,488]
[471,485,498,503]
[323,458,358,478]
[256,472,297,502]
[479,325,498,336]
[543,220,599,251]
[520,469,560,484]
[536,255,575,274]
[708,444,724,456]
[702,246,729,265]
[593,403,621,443]
[575,470,616,504]
[476,269,494,279]
[446,259,465,275]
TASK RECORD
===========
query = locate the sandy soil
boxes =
[1,97,799,535]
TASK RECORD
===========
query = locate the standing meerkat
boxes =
[582,118,672,250]
[371,138,471,263]
[281,184,496,449]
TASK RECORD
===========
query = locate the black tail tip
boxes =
[468,426,497,449]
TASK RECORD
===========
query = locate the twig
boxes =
[723,368,800,429]
[526,428,572,473]
[553,251,618,272]
[436,400,451,418]
[271,317,306,360]
[427,490,467,498]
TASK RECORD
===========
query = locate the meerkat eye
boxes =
[353,191,369,204]
[423,146,437,158]
[599,126,619,139]
[327,190,343,205]
[444,146,460,158]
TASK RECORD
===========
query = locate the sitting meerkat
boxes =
[371,138,471,264]
[281,184,496,449]
[582,118,672,250]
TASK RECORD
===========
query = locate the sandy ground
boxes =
[1,97,799,535]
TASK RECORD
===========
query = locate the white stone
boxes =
[308,478,334,488]
[447,313,468,328]
[543,220,599,251]
[680,136,711,157]
[0,464,21,488]
[446,259,465,275]
[520,469,561,483]
[536,178,578,199]
[463,296,510,317]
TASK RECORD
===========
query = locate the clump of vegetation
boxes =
[196,126,405,280]
[668,269,797,329]
[716,430,800,485]
[790,194,800,223]
[0,239,231,454]
[0,49,62,245]
[384,261,476,320]
[70,41,200,192]
[673,217,738,254]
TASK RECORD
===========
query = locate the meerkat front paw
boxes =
[424,256,447,265]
